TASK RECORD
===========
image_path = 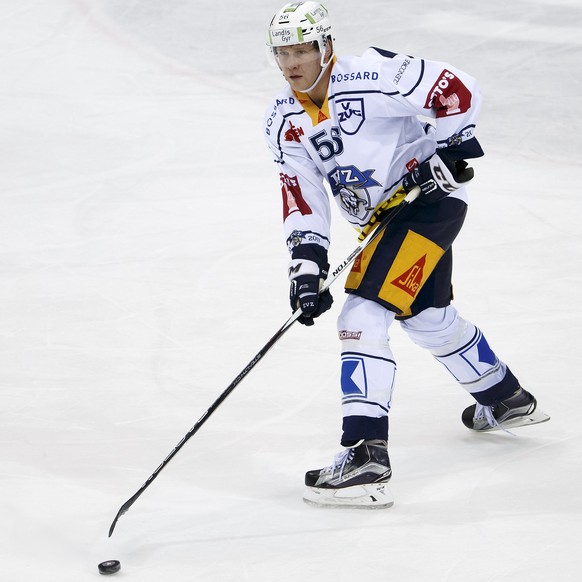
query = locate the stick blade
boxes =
[108,499,134,537]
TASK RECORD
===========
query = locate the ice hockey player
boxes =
[263,1,549,508]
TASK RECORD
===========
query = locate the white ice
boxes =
[1,0,581,580]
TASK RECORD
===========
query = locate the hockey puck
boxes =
[98,560,121,575]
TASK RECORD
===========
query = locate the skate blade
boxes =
[483,408,551,432]
[303,482,394,509]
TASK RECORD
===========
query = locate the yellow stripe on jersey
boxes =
[357,187,407,242]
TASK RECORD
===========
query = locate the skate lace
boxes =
[474,404,516,436]
[331,448,355,479]
[475,403,498,427]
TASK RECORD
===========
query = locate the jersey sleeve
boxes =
[371,48,484,160]
[264,103,332,258]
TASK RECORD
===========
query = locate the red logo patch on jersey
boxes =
[317,110,328,123]
[280,173,312,219]
[390,254,426,297]
[284,121,304,142]
[424,70,472,118]
[406,158,419,172]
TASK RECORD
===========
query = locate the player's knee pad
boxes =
[400,306,468,352]
[337,294,395,351]
[400,306,504,389]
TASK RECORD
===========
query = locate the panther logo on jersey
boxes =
[327,165,379,222]
[338,187,370,218]
[336,98,365,135]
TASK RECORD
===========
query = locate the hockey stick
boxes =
[108,186,420,537]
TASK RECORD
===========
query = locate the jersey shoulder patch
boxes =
[369,46,398,59]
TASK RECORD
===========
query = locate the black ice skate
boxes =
[462,386,550,432]
[303,439,393,508]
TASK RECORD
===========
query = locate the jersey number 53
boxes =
[309,127,344,161]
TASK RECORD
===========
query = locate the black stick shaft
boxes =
[108,313,299,537]
[108,187,420,537]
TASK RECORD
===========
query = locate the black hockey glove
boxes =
[288,247,333,326]
[402,149,474,204]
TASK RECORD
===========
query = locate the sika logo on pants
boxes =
[379,230,445,312]
[390,254,427,297]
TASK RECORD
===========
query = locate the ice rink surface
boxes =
[1,0,581,580]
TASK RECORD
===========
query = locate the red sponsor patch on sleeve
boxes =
[280,173,312,219]
[424,69,472,118]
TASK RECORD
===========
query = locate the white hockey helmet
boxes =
[267,2,333,65]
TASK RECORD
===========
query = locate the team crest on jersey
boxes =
[327,165,379,221]
[286,230,304,252]
[336,98,365,135]
[337,187,372,220]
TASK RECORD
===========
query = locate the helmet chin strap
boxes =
[301,51,334,94]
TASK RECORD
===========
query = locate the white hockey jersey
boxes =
[263,47,483,256]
